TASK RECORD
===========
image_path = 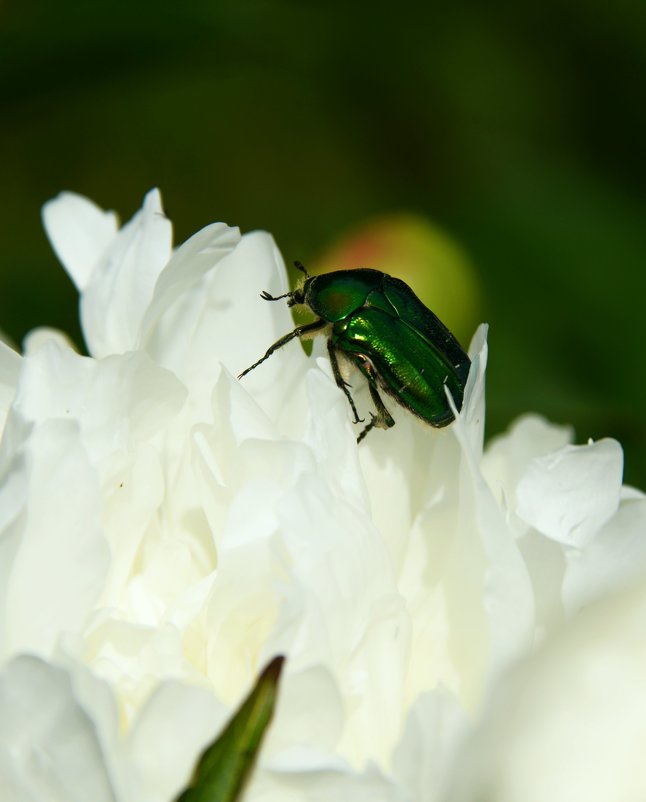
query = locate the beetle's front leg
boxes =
[238,319,327,379]
[327,342,364,424]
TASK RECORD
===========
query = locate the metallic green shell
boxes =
[312,270,470,426]
[239,267,471,434]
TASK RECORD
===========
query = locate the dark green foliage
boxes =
[2,0,645,480]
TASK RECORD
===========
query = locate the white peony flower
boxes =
[0,189,644,801]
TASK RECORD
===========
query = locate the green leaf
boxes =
[175,655,285,802]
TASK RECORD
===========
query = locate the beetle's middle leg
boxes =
[327,342,364,424]
[238,319,327,379]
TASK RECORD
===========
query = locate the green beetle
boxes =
[238,262,471,442]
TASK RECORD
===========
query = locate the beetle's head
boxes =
[288,284,307,307]
[287,260,313,308]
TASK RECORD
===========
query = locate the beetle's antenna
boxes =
[294,260,311,278]
[260,290,292,301]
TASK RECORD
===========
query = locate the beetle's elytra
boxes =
[238,262,471,442]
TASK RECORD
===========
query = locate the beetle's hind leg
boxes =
[238,319,327,379]
[357,376,395,443]
[327,342,364,424]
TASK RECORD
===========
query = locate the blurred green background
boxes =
[2,1,645,485]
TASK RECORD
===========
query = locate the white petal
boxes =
[143,229,303,423]
[445,582,646,802]
[263,666,345,771]
[141,223,242,396]
[515,438,623,547]
[23,326,78,355]
[250,761,402,802]
[0,340,20,436]
[99,444,166,606]
[482,414,573,514]
[392,688,467,802]
[3,420,109,657]
[125,680,226,802]
[304,363,368,508]
[140,221,241,350]
[42,192,119,291]
[563,494,646,613]
[459,322,489,460]
[82,189,172,357]
[13,339,187,468]
[50,651,121,785]
[446,334,534,690]
[0,424,29,657]
[0,656,116,801]
[80,618,191,726]
[270,476,407,768]
[211,368,280,446]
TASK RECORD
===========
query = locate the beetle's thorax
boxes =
[302,271,384,323]
[299,276,316,307]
